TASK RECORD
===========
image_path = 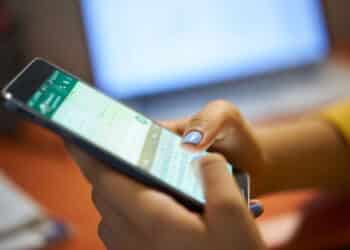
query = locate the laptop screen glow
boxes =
[80,0,329,98]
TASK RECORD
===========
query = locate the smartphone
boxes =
[2,58,250,213]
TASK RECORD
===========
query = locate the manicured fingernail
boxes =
[182,131,203,145]
[250,203,264,218]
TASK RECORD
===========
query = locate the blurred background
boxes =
[0,0,350,249]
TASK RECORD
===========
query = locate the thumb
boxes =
[199,153,246,222]
[199,153,265,250]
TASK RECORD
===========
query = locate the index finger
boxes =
[199,153,264,248]
[158,118,189,135]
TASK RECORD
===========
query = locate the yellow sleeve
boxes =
[322,99,350,144]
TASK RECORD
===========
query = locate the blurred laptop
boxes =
[80,0,350,119]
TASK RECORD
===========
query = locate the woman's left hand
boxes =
[68,145,265,250]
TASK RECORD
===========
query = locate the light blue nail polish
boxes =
[182,131,203,145]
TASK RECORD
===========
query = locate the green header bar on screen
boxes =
[27,70,77,118]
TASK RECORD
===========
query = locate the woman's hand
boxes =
[161,100,266,196]
[164,100,350,196]
[68,145,265,250]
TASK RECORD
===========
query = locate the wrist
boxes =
[249,151,271,197]
[252,126,289,197]
[247,129,273,197]
[253,118,350,195]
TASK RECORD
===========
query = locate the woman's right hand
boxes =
[161,100,267,197]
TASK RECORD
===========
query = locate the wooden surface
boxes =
[0,123,104,250]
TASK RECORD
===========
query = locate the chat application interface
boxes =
[27,70,208,202]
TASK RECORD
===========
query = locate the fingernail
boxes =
[250,203,264,218]
[182,131,203,145]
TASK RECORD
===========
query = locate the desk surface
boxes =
[0,123,104,250]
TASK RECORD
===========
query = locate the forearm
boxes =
[255,118,350,196]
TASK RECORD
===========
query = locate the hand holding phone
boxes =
[68,145,265,250]
[2,58,251,213]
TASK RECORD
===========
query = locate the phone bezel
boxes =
[2,58,250,213]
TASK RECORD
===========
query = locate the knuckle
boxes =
[226,109,242,123]
[224,106,242,123]
[211,197,244,216]
[98,221,108,242]
[189,116,207,127]
[91,189,105,215]
[208,100,243,123]
[200,153,227,167]
[80,165,101,186]
[91,189,99,205]
[98,221,117,250]
[208,99,233,109]
[209,100,239,112]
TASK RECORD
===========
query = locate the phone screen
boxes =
[26,70,225,203]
